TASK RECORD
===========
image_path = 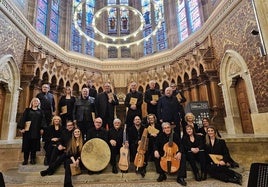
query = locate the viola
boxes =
[134,128,148,170]
[160,131,180,174]
[118,124,129,171]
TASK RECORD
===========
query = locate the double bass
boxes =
[160,131,180,174]
[134,128,148,170]
[118,124,129,171]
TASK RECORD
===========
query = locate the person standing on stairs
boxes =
[17,97,46,165]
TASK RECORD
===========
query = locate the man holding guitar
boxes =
[154,122,187,186]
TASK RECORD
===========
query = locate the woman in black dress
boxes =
[205,125,242,185]
[17,97,46,165]
[64,127,83,187]
[43,115,63,165]
[182,125,206,181]
[58,86,76,127]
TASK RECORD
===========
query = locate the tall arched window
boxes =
[71,0,95,56]
[155,0,167,51]
[142,0,153,55]
[36,0,60,43]
[142,0,168,55]
[177,0,202,42]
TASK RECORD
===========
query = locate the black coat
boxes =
[17,108,46,151]
[73,96,95,123]
[86,127,108,143]
[157,95,180,125]
[154,131,183,156]
[182,134,205,152]
[144,88,161,116]
[108,127,124,148]
[95,92,119,126]
[58,95,76,122]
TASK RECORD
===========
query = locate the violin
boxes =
[160,131,180,174]
[134,128,148,170]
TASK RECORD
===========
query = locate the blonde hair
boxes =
[29,97,41,109]
[51,115,62,126]
[185,112,195,121]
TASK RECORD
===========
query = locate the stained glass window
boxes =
[142,0,153,55]
[155,0,168,51]
[71,0,95,56]
[108,0,117,33]
[36,0,48,35]
[177,0,202,42]
[36,0,60,43]
[49,0,60,42]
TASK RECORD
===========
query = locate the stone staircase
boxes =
[3,155,249,187]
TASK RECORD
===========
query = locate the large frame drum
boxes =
[81,138,111,171]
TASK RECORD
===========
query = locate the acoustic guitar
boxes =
[160,131,180,174]
[134,128,148,170]
[118,124,129,171]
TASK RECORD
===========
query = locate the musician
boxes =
[124,82,143,128]
[42,115,63,165]
[83,80,97,99]
[144,114,160,161]
[205,125,242,185]
[40,121,75,176]
[73,87,95,138]
[17,97,46,165]
[170,82,186,125]
[144,80,161,119]
[86,117,108,142]
[127,116,147,177]
[154,122,187,186]
[182,125,206,181]
[157,87,181,135]
[108,118,124,174]
[182,113,199,136]
[95,82,119,129]
[36,83,56,126]
[64,127,83,187]
[58,86,76,127]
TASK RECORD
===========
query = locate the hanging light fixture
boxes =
[73,0,164,48]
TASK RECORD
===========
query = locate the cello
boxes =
[134,128,148,170]
[160,130,180,174]
[118,124,129,171]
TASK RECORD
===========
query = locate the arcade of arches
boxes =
[0,0,268,172]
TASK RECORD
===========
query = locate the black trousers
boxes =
[110,145,120,166]
[64,159,73,187]
[0,172,5,187]
[155,153,187,178]
[207,164,239,182]
[186,151,206,174]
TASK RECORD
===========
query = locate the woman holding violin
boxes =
[153,122,187,186]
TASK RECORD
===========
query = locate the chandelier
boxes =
[73,0,164,48]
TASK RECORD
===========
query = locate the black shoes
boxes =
[30,159,36,165]
[177,177,187,186]
[228,176,242,185]
[22,161,28,165]
[157,174,167,182]
[40,170,48,177]
[201,172,207,180]
[112,166,118,174]
[194,172,201,181]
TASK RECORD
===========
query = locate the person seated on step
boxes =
[86,117,108,174]
[64,127,84,187]
[40,121,75,176]
[197,118,239,168]
[153,122,187,186]
[42,115,63,166]
[108,118,125,174]
[182,125,207,181]
[205,125,242,185]
[17,97,46,165]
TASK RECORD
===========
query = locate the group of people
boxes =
[17,80,242,186]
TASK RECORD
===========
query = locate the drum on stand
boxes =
[81,138,111,172]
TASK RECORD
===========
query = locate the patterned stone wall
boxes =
[0,11,26,68]
[211,0,268,113]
